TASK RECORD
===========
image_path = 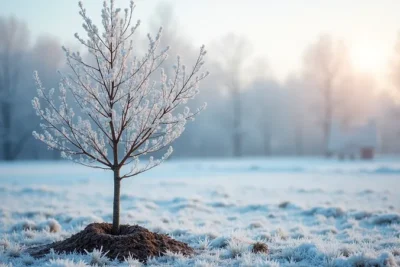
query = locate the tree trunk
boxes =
[323,114,331,157]
[112,168,121,235]
[323,80,333,157]
[233,87,242,157]
[263,131,271,156]
[1,101,12,161]
[295,121,303,156]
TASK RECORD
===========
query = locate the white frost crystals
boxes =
[31,0,208,177]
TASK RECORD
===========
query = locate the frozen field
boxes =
[0,157,399,266]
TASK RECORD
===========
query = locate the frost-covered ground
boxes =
[0,157,399,266]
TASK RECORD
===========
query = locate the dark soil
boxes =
[26,223,194,263]
[251,242,269,254]
[278,201,291,209]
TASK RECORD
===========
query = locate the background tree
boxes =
[384,32,400,152]
[214,34,251,157]
[391,32,400,95]
[242,79,280,156]
[0,17,30,160]
[32,0,208,234]
[302,35,350,156]
[29,35,64,160]
[285,75,308,156]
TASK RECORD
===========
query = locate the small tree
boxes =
[32,0,208,234]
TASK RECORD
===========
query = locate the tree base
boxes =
[26,223,194,262]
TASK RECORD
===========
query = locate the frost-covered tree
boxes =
[32,0,208,234]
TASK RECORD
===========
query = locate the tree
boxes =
[214,34,251,157]
[32,0,208,234]
[285,75,308,156]
[391,32,400,94]
[384,32,400,152]
[302,35,350,156]
[247,59,274,156]
[0,16,30,160]
[242,79,279,156]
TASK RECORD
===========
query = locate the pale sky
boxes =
[2,0,400,82]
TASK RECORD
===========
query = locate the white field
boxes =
[0,157,399,266]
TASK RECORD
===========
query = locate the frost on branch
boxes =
[32,0,208,177]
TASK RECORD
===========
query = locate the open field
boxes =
[0,157,399,266]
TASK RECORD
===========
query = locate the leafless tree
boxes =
[215,34,251,157]
[32,1,207,234]
[0,16,30,160]
[303,35,350,156]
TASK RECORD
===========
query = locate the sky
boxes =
[2,0,400,83]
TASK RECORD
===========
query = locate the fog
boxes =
[1,3,400,160]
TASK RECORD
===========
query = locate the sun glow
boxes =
[349,42,388,75]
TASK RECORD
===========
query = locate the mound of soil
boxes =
[26,223,194,262]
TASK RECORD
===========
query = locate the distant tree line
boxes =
[1,6,400,160]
